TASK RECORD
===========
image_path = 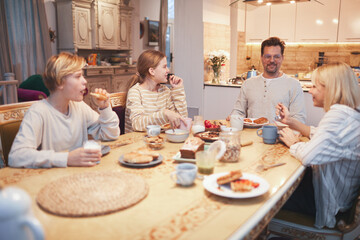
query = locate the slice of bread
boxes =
[216,170,242,185]
[123,152,153,164]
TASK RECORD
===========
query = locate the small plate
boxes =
[101,145,111,156]
[244,118,269,128]
[194,131,220,142]
[203,172,270,198]
[172,145,209,163]
[119,154,163,168]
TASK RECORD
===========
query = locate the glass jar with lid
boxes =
[219,130,241,162]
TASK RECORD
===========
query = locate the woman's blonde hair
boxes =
[43,52,86,92]
[128,50,166,88]
[311,62,360,112]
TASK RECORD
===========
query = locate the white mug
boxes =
[170,163,197,186]
[230,115,244,131]
[146,125,161,136]
[0,187,44,240]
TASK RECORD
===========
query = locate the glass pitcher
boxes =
[219,130,241,162]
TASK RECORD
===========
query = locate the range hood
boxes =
[230,0,323,7]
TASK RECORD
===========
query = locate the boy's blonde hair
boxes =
[311,62,360,112]
[43,52,86,92]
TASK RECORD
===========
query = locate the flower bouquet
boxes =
[207,50,230,83]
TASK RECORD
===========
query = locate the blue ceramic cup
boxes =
[170,163,197,186]
[257,125,278,144]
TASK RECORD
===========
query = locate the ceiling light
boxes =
[332,19,338,24]
[266,2,272,6]
[258,0,263,3]
[290,1,295,3]
[316,19,323,25]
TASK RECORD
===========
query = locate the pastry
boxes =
[244,118,252,123]
[216,170,242,185]
[180,137,205,159]
[230,179,259,192]
[123,152,153,164]
[253,117,268,124]
[90,92,107,101]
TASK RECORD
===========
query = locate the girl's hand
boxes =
[67,148,101,167]
[169,75,184,88]
[278,127,300,148]
[163,109,184,129]
[91,88,110,109]
[276,103,291,125]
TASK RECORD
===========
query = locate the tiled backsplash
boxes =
[204,22,360,79]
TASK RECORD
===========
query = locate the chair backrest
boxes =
[109,92,126,135]
[0,101,36,167]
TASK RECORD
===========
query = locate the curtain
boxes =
[159,0,168,53]
[0,0,13,78]
[2,0,52,83]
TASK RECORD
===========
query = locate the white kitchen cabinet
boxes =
[97,1,119,49]
[245,4,270,43]
[269,4,296,42]
[303,92,325,127]
[295,0,340,42]
[337,0,360,42]
[119,5,133,50]
[56,0,94,52]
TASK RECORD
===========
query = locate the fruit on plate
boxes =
[204,120,220,129]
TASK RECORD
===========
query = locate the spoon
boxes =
[256,162,286,172]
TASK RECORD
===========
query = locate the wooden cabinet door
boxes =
[269,4,296,42]
[112,75,132,93]
[84,76,111,110]
[74,6,92,49]
[245,4,270,43]
[119,9,132,49]
[97,1,119,49]
[295,0,340,42]
[338,0,360,42]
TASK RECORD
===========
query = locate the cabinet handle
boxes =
[99,70,103,74]
[125,69,128,72]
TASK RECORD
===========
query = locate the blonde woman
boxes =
[125,50,188,133]
[276,62,360,229]
[9,52,120,168]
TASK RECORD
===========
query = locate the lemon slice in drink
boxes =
[208,140,226,160]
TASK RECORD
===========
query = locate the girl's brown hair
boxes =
[128,50,166,88]
[43,52,86,92]
[311,62,360,112]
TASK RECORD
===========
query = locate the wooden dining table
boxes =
[0,127,305,240]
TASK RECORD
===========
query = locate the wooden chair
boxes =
[268,190,360,240]
[109,92,126,135]
[0,101,36,167]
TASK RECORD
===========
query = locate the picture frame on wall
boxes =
[148,20,159,46]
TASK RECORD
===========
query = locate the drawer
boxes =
[114,68,136,75]
[86,68,114,76]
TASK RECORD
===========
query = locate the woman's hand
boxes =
[67,148,101,167]
[91,88,110,109]
[276,103,291,125]
[163,109,184,129]
[278,127,300,148]
[169,75,183,88]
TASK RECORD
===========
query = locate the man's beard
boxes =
[265,63,278,74]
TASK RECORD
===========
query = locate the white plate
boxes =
[243,118,269,128]
[119,154,163,168]
[172,145,209,163]
[202,172,270,198]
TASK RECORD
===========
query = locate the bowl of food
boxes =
[144,135,165,150]
[165,129,189,143]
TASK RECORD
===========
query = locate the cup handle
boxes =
[20,216,45,240]
[170,172,178,184]
[256,128,263,137]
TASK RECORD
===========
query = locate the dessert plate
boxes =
[119,154,163,168]
[243,118,269,128]
[194,131,220,142]
[172,144,209,163]
[203,172,269,198]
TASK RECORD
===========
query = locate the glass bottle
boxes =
[218,131,241,162]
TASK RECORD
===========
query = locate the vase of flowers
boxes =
[207,50,229,84]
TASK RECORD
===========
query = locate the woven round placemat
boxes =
[36,171,148,217]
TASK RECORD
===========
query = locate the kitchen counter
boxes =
[204,81,312,92]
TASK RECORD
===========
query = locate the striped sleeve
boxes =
[170,86,188,117]
[289,105,360,165]
[126,87,167,132]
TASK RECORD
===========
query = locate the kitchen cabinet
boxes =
[245,4,270,43]
[97,0,119,49]
[56,0,94,52]
[269,4,296,42]
[295,0,340,42]
[337,0,360,42]
[303,92,325,126]
[118,5,132,50]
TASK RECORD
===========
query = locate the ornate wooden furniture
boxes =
[0,101,36,167]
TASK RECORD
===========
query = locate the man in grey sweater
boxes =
[229,37,306,123]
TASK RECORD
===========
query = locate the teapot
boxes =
[0,186,44,240]
[240,66,260,80]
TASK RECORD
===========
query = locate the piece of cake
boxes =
[179,137,205,159]
[253,117,268,124]
[216,170,242,185]
[230,179,259,192]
